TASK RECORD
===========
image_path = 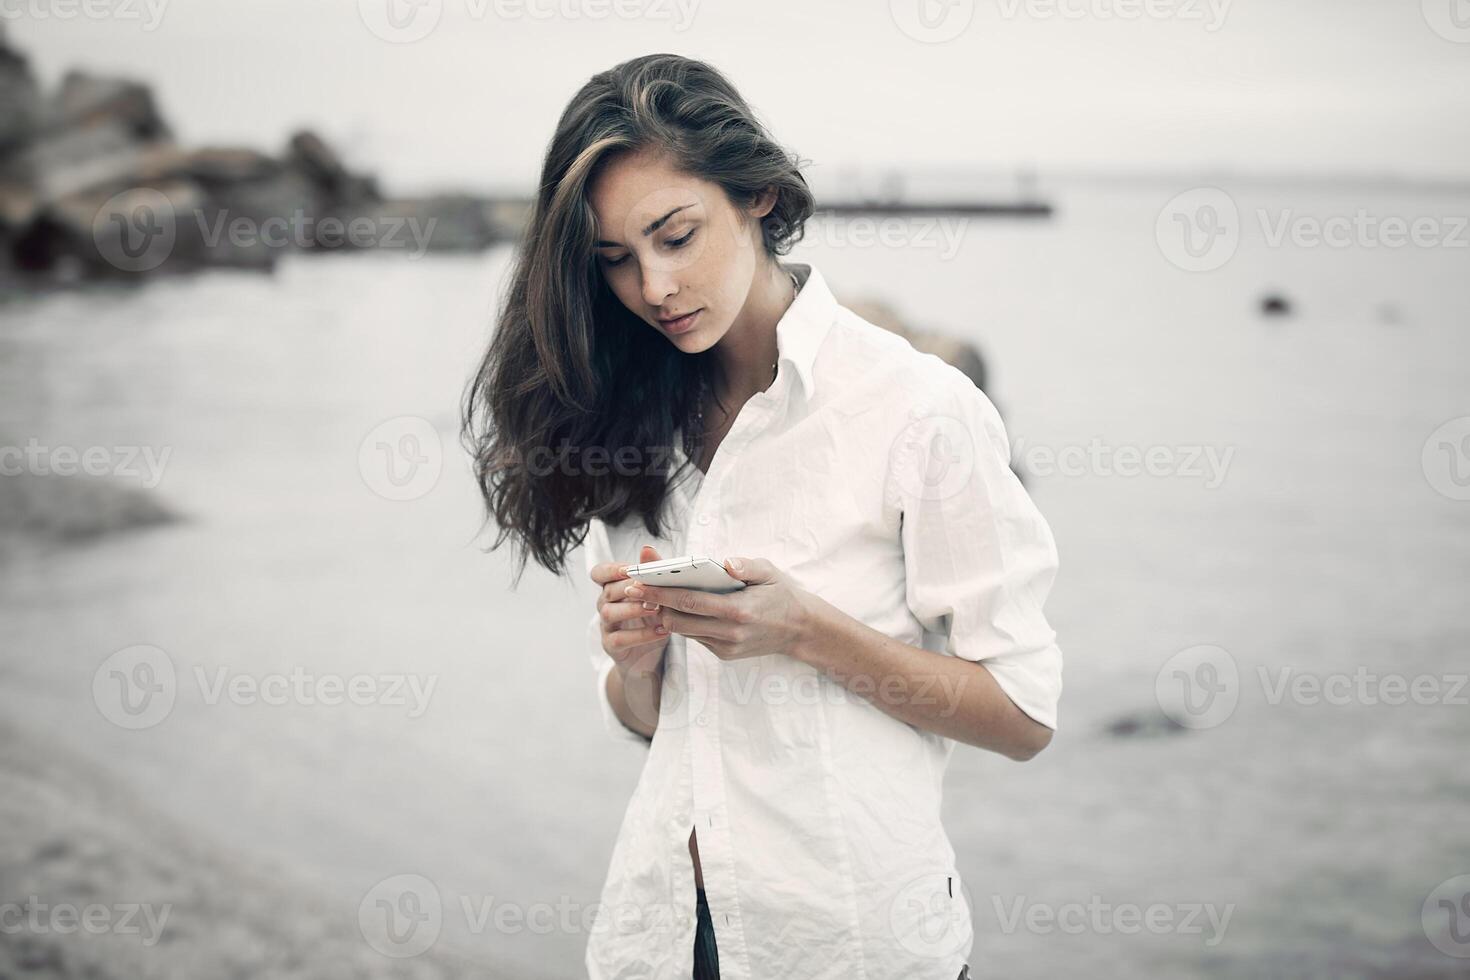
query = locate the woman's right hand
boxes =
[592,544,671,674]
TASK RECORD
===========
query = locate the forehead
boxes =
[588,148,714,233]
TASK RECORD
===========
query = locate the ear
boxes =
[747,185,778,221]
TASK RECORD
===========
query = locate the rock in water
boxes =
[1260,293,1293,316]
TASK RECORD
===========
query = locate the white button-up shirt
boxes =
[582,262,1063,980]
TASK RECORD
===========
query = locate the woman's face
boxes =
[588,148,774,353]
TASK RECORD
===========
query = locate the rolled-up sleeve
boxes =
[584,517,654,746]
[892,371,1063,731]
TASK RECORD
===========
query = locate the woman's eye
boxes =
[599,230,691,267]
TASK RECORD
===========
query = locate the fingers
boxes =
[590,560,631,586]
[657,606,736,641]
[628,584,738,620]
[590,542,663,586]
[604,618,667,655]
[602,578,658,609]
[600,598,656,629]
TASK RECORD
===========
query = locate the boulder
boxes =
[53,69,172,142]
[0,469,179,545]
[286,129,379,206]
[842,294,1023,483]
[1260,292,1292,317]
[18,178,276,279]
[344,194,508,253]
[843,295,989,392]
[0,27,42,166]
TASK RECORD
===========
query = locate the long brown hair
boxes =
[461,53,815,582]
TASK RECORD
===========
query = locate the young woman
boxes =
[462,53,1062,980]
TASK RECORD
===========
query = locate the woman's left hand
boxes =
[623,557,816,662]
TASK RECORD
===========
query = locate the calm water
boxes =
[2,180,1468,976]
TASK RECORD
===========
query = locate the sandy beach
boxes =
[0,715,528,979]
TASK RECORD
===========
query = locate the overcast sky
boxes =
[9,0,1470,194]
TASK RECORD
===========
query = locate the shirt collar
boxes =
[776,261,836,400]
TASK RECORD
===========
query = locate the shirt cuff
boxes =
[973,643,1062,732]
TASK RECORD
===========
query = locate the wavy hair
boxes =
[461,53,815,582]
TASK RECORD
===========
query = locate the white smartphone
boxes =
[624,556,746,594]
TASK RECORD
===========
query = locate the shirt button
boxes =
[698,514,711,526]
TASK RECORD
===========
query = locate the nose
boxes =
[641,268,677,311]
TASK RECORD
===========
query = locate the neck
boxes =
[712,260,794,400]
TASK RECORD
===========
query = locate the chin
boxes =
[669,325,717,352]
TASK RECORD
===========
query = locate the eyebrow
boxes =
[595,204,696,248]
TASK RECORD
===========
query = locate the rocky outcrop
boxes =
[0,470,178,548]
[843,295,989,393]
[0,29,515,285]
[842,294,1027,484]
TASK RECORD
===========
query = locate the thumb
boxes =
[723,556,776,584]
[640,544,662,561]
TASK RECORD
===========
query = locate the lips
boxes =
[658,309,703,334]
